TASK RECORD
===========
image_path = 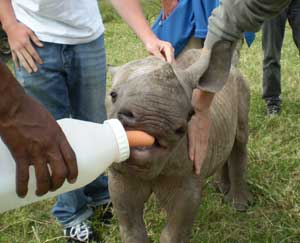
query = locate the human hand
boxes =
[5,22,43,73]
[109,0,175,63]
[188,89,214,175]
[0,63,78,197]
[161,0,178,19]
[144,37,174,63]
[188,109,210,175]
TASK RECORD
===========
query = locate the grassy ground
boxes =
[1,3,300,243]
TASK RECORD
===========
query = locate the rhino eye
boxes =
[175,125,186,136]
[110,91,118,103]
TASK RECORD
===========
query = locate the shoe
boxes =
[100,203,113,225]
[266,100,281,116]
[64,221,98,243]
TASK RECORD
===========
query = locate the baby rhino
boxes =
[107,49,253,243]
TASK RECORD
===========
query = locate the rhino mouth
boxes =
[130,136,168,155]
[124,129,169,169]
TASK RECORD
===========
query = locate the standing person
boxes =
[0,1,173,242]
[262,0,300,115]
[152,0,220,56]
[152,0,255,58]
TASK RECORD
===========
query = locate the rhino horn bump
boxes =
[107,64,121,79]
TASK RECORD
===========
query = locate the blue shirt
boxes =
[193,0,219,38]
[152,0,255,56]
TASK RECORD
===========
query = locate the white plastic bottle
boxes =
[0,118,129,213]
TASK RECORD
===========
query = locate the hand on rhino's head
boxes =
[107,55,200,177]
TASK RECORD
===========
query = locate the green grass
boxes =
[1,4,300,243]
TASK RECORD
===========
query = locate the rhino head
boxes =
[107,52,205,178]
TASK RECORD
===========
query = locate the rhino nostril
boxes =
[118,109,135,121]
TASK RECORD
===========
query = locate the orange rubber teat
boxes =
[126,130,155,147]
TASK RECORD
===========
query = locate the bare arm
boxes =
[0,0,18,31]
[0,0,43,73]
[110,0,174,63]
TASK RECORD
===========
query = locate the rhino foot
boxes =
[224,188,254,212]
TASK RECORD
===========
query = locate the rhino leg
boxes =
[224,139,253,211]
[154,176,202,243]
[108,169,152,243]
[212,162,230,194]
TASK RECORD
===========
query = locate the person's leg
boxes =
[69,35,107,122]
[262,10,287,107]
[51,35,108,228]
[287,0,300,54]
[69,34,109,206]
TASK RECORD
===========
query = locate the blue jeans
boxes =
[15,35,110,228]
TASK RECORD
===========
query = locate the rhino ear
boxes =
[107,64,121,79]
[169,49,207,98]
[171,66,194,100]
[177,50,211,91]
[179,42,233,93]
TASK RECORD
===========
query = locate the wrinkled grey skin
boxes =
[107,49,253,243]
